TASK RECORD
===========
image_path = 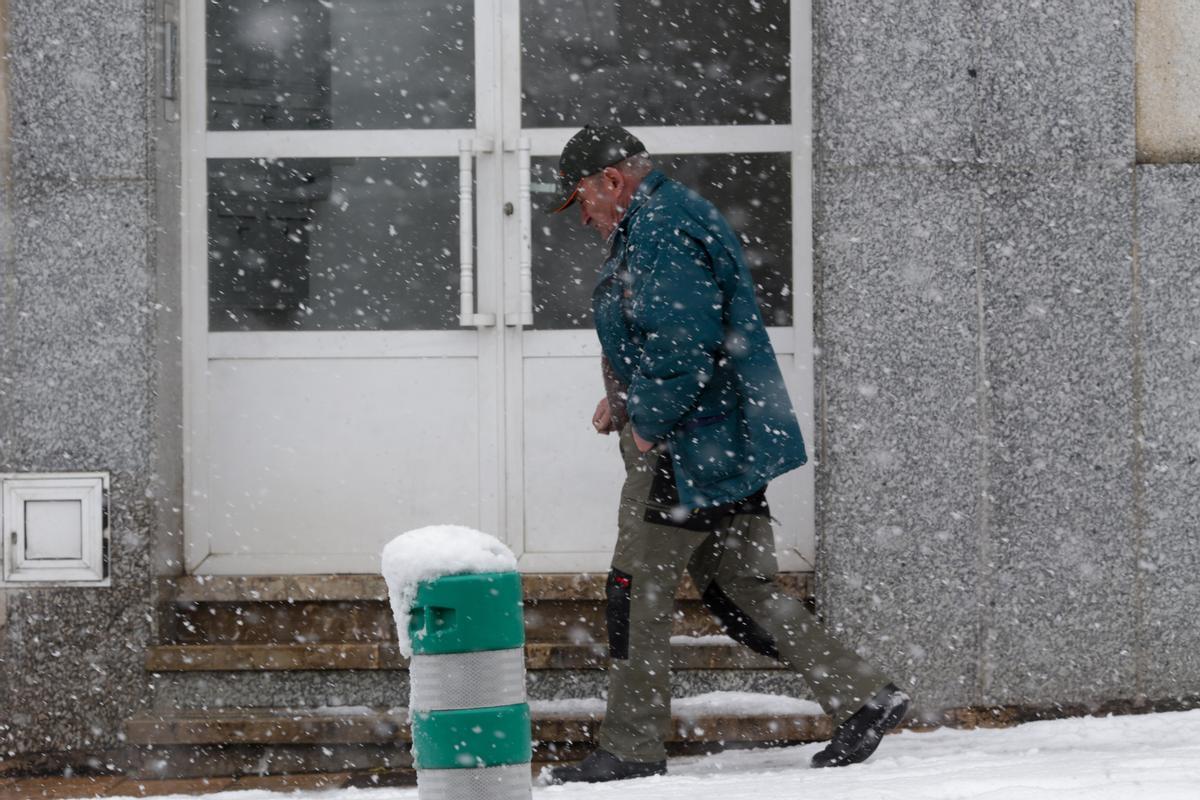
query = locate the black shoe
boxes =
[811,683,911,768]
[544,748,667,784]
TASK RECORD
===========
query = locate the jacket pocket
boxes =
[674,411,746,485]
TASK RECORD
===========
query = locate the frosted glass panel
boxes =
[208,157,463,331]
[522,0,789,127]
[207,0,473,130]
[529,153,792,329]
[25,501,84,560]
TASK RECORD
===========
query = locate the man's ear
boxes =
[603,166,624,193]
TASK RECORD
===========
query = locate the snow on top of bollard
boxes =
[381,525,518,657]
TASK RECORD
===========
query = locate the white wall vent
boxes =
[1,473,111,586]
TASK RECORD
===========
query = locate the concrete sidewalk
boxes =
[0,771,412,799]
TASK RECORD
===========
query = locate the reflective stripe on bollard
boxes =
[415,763,532,800]
[411,649,527,711]
[408,571,531,800]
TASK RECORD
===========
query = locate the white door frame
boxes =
[180,0,508,573]
[499,1,816,571]
[180,0,815,574]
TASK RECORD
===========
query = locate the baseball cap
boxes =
[544,124,647,214]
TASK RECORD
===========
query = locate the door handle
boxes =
[505,137,534,328]
[458,137,496,328]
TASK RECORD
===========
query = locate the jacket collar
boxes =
[598,170,668,280]
[619,169,666,231]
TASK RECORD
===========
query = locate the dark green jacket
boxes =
[592,170,807,508]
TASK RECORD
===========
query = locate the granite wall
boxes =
[814,0,1200,717]
[1,0,1198,764]
[1136,164,1200,700]
[0,0,162,762]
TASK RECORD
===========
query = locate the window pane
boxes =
[207,0,473,131]
[208,157,464,331]
[521,0,790,127]
[529,153,792,330]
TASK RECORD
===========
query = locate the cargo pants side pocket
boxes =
[605,568,633,660]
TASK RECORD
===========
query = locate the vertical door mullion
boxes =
[498,0,527,563]
[182,0,212,571]
[475,0,506,547]
[790,0,816,569]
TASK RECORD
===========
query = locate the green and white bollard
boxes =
[408,570,532,800]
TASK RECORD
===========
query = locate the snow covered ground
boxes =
[107,709,1200,800]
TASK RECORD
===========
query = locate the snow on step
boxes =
[529,691,822,718]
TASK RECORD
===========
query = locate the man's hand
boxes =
[592,397,615,434]
[632,428,655,453]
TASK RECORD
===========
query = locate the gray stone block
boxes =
[1135,165,1200,699]
[815,166,983,712]
[0,177,154,754]
[0,186,12,461]
[153,670,816,711]
[2,180,152,474]
[8,0,148,181]
[813,0,977,166]
[980,163,1137,705]
[153,671,413,712]
[977,2,1134,164]
[668,671,814,702]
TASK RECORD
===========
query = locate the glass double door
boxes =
[184,0,812,574]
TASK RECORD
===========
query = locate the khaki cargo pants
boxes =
[594,425,893,763]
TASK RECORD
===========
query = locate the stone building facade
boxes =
[1,0,1198,773]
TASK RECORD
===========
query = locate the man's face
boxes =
[575,167,627,241]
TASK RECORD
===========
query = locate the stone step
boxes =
[148,667,815,712]
[159,573,813,603]
[139,573,818,779]
[146,639,782,672]
[124,703,832,749]
[122,701,832,779]
[161,599,724,645]
[156,573,814,645]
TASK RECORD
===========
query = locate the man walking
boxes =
[544,125,910,783]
